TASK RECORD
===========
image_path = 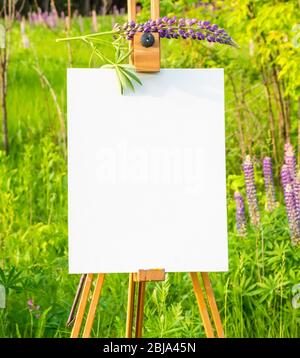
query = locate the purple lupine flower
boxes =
[22,35,30,49]
[243,155,260,226]
[47,13,56,29]
[262,157,276,211]
[112,5,119,16]
[27,299,42,317]
[284,143,297,182]
[16,12,21,22]
[31,12,37,25]
[281,164,292,192]
[116,17,238,47]
[283,184,300,246]
[234,192,247,236]
[78,15,84,33]
[284,142,293,152]
[293,174,300,219]
[37,9,43,24]
[91,10,98,32]
[27,299,33,309]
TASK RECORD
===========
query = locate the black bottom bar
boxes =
[0,338,300,356]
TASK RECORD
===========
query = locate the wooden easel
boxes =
[68,271,224,338]
[125,270,224,338]
[67,0,225,339]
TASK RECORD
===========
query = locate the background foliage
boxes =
[0,0,300,337]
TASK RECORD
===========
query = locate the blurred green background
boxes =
[0,0,300,337]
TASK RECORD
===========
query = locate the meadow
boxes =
[0,1,300,338]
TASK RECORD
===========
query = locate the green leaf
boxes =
[119,64,136,70]
[89,46,97,68]
[117,66,135,93]
[101,64,114,69]
[119,68,138,91]
[120,66,142,86]
[115,66,125,95]
[115,46,121,63]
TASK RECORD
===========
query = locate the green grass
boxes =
[0,13,299,338]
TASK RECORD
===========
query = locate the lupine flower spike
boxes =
[262,157,276,211]
[115,16,238,47]
[57,16,238,94]
[243,155,260,226]
[234,192,247,236]
[282,184,300,246]
[27,299,41,319]
[293,172,300,220]
[284,143,296,182]
[281,164,292,192]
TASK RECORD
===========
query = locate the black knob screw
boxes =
[141,33,155,48]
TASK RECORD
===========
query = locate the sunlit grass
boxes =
[0,15,299,338]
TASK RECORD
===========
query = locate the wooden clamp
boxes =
[128,0,160,72]
[133,268,165,282]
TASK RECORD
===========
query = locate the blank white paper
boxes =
[68,69,228,273]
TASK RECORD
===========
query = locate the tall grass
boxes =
[0,12,299,338]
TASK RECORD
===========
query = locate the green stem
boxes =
[56,30,119,43]
[83,38,115,65]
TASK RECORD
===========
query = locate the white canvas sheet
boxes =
[68,69,228,273]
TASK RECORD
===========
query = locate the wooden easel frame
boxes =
[125,271,224,338]
[68,271,224,338]
[67,0,225,339]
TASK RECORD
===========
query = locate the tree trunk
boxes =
[1,47,9,155]
[68,0,71,19]
[229,75,246,158]
[0,0,16,155]
[43,0,50,12]
[261,66,277,163]
[272,65,289,143]
[84,0,90,16]
[50,0,57,13]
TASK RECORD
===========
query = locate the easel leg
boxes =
[71,273,94,338]
[67,274,87,327]
[126,273,136,338]
[82,274,105,338]
[135,281,146,338]
[201,272,225,338]
[190,272,215,338]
